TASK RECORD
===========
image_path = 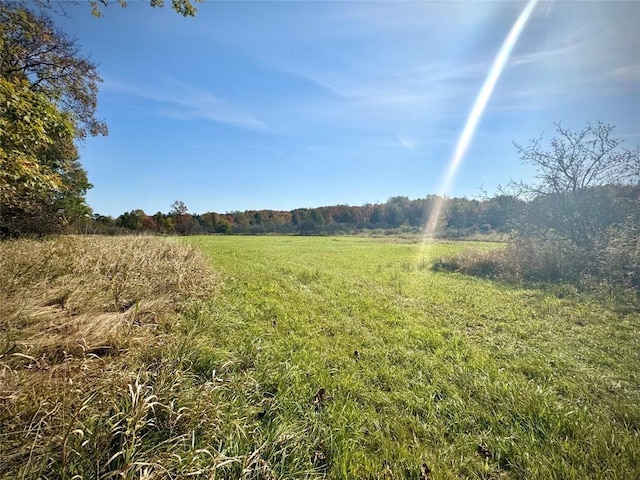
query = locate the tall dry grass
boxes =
[1,235,217,355]
[432,235,640,306]
[0,236,220,479]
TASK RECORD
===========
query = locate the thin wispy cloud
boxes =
[397,134,416,150]
[58,0,638,216]
[103,76,268,132]
[508,42,582,68]
[611,65,640,84]
[261,0,638,128]
[337,1,505,33]
[271,59,482,120]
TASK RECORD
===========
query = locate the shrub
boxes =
[433,234,639,302]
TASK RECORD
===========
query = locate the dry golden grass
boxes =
[1,235,218,357]
[0,236,220,479]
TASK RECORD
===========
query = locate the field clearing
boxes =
[1,235,638,479]
[183,235,640,479]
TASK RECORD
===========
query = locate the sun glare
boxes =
[420,0,539,252]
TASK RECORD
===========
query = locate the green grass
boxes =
[178,235,639,479]
[2,235,638,479]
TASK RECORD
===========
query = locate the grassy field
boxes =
[1,235,638,479]
[183,235,639,479]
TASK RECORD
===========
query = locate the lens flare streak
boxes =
[422,0,538,241]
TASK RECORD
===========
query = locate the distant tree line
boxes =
[84,194,525,237]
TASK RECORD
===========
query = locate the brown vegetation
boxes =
[0,236,219,479]
[432,235,640,303]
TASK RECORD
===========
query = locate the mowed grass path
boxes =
[185,235,639,479]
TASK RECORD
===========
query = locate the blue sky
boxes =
[56,1,640,216]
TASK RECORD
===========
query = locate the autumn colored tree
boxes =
[0,78,91,235]
[170,201,193,235]
[0,3,101,235]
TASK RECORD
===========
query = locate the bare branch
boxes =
[0,3,107,138]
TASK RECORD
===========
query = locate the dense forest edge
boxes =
[84,194,520,237]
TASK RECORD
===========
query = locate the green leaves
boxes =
[89,0,201,17]
[0,2,100,235]
[0,3,107,138]
[0,77,90,235]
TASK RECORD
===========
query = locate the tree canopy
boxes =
[0,77,91,235]
[0,3,96,236]
[0,0,204,236]
[513,121,639,197]
[90,0,200,17]
[0,2,107,138]
[30,0,201,18]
